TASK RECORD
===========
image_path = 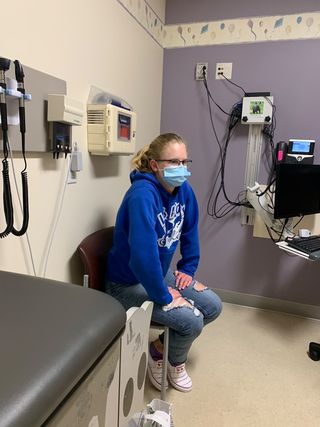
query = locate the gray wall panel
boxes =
[2,64,66,153]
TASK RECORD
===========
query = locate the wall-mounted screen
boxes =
[274,164,320,219]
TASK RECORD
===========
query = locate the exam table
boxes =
[0,270,126,427]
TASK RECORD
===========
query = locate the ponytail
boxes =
[131,144,151,172]
[131,133,185,172]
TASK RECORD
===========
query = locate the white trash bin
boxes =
[128,399,174,427]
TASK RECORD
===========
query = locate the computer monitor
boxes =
[274,163,320,219]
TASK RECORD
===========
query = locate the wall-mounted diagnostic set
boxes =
[87,103,136,156]
[0,57,32,238]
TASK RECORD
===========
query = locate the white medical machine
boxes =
[241,94,274,226]
[47,94,84,125]
[47,94,84,159]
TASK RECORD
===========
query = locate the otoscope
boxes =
[11,59,29,236]
[0,57,14,238]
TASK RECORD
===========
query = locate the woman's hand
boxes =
[174,270,193,290]
[165,286,193,310]
[168,286,181,299]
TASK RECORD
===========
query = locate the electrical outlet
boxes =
[215,62,233,80]
[67,153,77,184]
[67,168,77,184]
[195,62,208,80]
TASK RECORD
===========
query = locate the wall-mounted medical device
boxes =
[47,94,84,159]
[0,57,32,238]
[275,139,315,165]
[87,104,136,156]
[241,94,274,124]
[241,92,274,225]
[47,94,83,125]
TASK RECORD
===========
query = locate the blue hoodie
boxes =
[107,170,200,305]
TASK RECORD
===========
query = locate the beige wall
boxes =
[0,0,165,283]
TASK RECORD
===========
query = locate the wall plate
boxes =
[215,62,233,79]
[195,62,208,80]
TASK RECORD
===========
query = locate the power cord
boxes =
[202,71,250,219]
[221,73,246,96]
[42,155,70,278]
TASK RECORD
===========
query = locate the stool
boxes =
[150,322,169,401]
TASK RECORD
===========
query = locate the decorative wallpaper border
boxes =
[164,12,320,48]
[117,0,165,47]
[116,1,320,48]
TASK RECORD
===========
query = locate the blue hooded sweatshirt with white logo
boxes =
[107,170,200,305]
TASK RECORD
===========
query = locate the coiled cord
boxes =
[11,170,29,236]
[0,158,13,238]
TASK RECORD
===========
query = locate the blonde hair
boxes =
[131,133,185,172]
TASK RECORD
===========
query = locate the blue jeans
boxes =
[105,270,222,365]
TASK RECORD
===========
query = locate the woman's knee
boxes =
[205,290,223,322]
[192,283,222,322]
[172,307,204,338]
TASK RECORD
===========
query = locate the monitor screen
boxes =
[288,139,315,155]
[274,164,320,219]
[291,141,311,153]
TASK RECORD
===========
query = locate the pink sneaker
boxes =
[168,362,192,392]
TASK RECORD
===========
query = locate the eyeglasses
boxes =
[154,159,192,167]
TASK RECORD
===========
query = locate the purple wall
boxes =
[161,39,320,306]
[165,1,320,24]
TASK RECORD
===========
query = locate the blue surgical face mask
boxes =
[162,166,191,187]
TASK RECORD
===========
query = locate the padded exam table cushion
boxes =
[0,270,126,427]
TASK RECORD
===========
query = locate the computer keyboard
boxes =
[286,235,320,260]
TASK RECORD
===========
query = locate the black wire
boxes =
[256,185,296,243]
[204,77,247,216]
[11,171,29,236]
[203,72,279,221]
[206,99,250,219]
[265,224,278,243]
[204,81,223,156]
[262,98,277,184]
[202,69,253,219]
[257,178,276,197]
[221,74,246,96]
[21,131,27,172]
[11,108,29,236]
[202,74,231,116]
[292,216,304,230]
[0,158,13,238]
[277,218,289,242]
